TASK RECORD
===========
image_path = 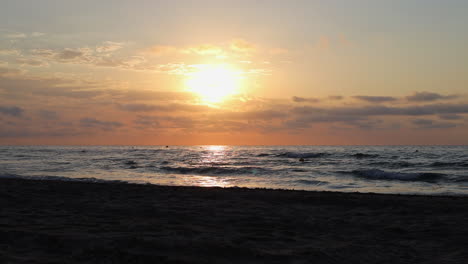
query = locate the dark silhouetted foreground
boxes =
[1,178,467,263]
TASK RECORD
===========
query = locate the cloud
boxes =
[218,110,287,121]
[293,103,468,117]
[31,32,45,37]
[0,106,23,117]
[412,119,458,129]
[0,76,104,99]
[96,41,124,53]
[292,96,320,103]
[286,103,468,130]
[80,118,123,131]
[344,119,385,130]
[32,48,90,62]
[31,47,154,71]
[31,49,55,57]
[0,49,19,56]
[117,103,212,113]
[438,114,463,120]
[56,49,86,60]
[145,39,258,58]
[328,96,344,100]
[134,115,195,129]
[230,39,256,53]
[38,110,59,120]
[144,45,178,56]
[15,58,48,67]
[144,44,224,56]
[406,91,458,102]
[2,31,44,39]
[353,96,397,103]
[184,44,223,55]
[0,129,80,138]
[0,65,23,77]
[109,90,196,102]
[5,33,26,39]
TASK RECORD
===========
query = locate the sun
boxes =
[185,64,242,103]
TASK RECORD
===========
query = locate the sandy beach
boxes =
[1,178,467,263]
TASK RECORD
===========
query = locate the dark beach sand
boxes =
[1,178,467,263]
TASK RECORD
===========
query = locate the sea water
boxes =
[0,145,467,195]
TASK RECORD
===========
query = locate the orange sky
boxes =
[1,1,467,145]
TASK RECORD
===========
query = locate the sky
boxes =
[0,0,467,145]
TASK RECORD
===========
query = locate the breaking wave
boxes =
[0,173,122,184]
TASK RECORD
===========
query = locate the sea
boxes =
[1,145,467,195]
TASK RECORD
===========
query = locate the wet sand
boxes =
[1,178,467,263]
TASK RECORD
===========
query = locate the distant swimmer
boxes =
[299,158,305,162]
[166,146,169,148]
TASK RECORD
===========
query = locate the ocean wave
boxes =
[453,176,468,183]
[294,179,327,185]
[368,161,414,168]
[160,166,270,175]
[431,161,468,167]
[0,172,122,184]
[0,173,20,179]
[351,153,380,159]
[276,152,328,159]
[348,169,444,182]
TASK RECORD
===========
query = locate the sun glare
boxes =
[185,64,242,103]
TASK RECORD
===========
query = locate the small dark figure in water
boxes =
[166,146,169,148]
[125,160,137,165]
[299,158,305,162]
[415,150,419,153]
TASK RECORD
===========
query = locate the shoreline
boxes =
[2,175,467,197]
[1,178,468,263]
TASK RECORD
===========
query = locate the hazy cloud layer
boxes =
[353,96,397,103]
[80,118,123,131]
[412,119,457,129]
[117,103,212,113]
[0,74,466,142]
[0,106,23,117]
[292,96,320,103]
[406,92,458,102]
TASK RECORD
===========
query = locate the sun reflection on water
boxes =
[200,145,228,165]
[205,145,226,152]
[182,175,231,188]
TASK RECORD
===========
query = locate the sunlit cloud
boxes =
[292,96,320,103]
[144,45,178,56]
[0,65,23,77]
[183,44,224,55]
[31,32,45,37]
[15,57,48,67]
[0,49,19,56]
[96,41,125,53]
[230,39,256,53]
[5,32,26,39]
